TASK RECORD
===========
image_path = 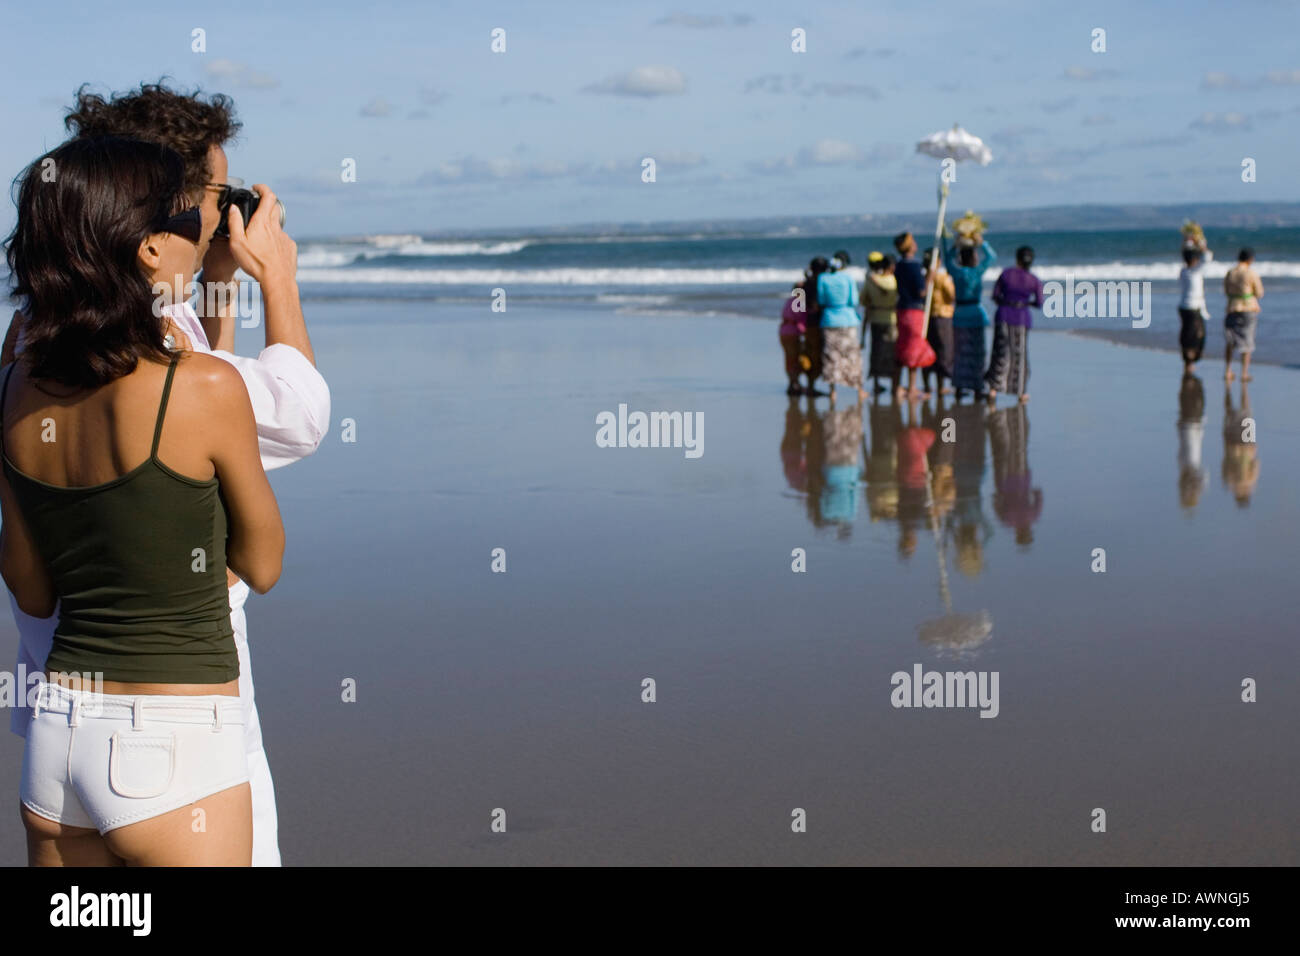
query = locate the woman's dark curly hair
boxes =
[5,136,190,388]
[64,80,240,197]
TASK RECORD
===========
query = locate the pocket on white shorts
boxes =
[109,732,177,799]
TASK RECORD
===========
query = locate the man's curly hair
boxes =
[64,80,241,196]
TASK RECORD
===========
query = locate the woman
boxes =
[944,234,997,401]
[817,251,866,405]
[1177,245,1212,373]
[798,256,830,395]
[923,247,956,396]
[893,233,936,400]
[861,252,899,396]
[1223,247,1264,383]
[779,279,807,396]
[1,136,287,866]
[985,245,1043,404]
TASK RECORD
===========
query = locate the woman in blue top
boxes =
[943,235,997,401]
[817,250,867,405]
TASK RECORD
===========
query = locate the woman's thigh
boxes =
[103,782,252,866]
[22,802,124,866]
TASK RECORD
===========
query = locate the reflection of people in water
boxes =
[896,402,936,559]
[1222,381,1259,506]
[943,403,993,576]
[863,401,901,523]
[988,403,1042,546]
[801,401,863,535]
[916,399,994,655]
[781,397,810,494]
[921,399,957,522]
[1177,373,1208,510]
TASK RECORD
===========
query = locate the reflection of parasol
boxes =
[917,455,993,653]
[915,125,993,337]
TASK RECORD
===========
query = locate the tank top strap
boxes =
[151,353,182,459]
[0,363,16,457]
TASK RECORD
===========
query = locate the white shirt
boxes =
[1177,250,1213,311]
[166,301,331,471]
[7,301,330,735]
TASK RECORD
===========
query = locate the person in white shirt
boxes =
[1177,245,1212,373]
[3,82,329,866]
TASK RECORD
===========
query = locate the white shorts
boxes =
[20,681,248,834]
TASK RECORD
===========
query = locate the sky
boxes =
[1,0,1297,237]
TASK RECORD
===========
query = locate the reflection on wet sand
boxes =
[918,403,994,655]
[1178,373,1208,511]
[939,404,993,579]
[1222,381,1259,506]
[782,398,863,537]
[782,398,1045,654]
[988,404,1043,548]
[784,398,1043,557]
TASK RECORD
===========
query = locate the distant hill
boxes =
[454,202,1300,240]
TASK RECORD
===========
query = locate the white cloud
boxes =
[1189,112,1252,132]
[419,156,587,184]
[1202,71,1241,89]
[751,139,900,174]
[653,12,752,28]
[202,58,279,90]
[1264,69,1300,86]
[743,73,878,98]
[583,66,687,97]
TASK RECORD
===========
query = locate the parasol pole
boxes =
[920,172,949,340]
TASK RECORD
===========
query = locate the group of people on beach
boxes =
[780,226,1042,406]
[0,82,326,866]
[1176,227,1265,381]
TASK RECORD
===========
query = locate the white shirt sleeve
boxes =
[209,343,331,471]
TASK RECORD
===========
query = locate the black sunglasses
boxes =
[160,205,203,244]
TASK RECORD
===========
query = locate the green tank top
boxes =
[1,355,237,683]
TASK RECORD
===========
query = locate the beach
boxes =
[0,299,1296,865]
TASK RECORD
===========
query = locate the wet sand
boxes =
[0,301,1297,865]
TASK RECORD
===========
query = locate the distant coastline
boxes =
[312,201,1300,245]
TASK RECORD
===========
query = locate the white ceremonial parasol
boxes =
[917,462,993,654]
[914,125,993,336]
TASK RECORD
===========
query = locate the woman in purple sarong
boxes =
[985,246,1043,404]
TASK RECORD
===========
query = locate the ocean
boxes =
[294,225,1300,365]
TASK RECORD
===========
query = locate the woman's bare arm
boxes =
[190,357,285,593]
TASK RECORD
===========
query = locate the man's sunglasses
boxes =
[207,178,243,209]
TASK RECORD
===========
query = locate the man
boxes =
[1223,247,1264,382]
[892,231,936,399]
[4,82,330,866]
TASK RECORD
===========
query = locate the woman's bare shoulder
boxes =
[167,352,252,426]
[172,351,244,394]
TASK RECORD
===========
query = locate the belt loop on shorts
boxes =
[68,696,82,728]
[132,697,145,731]
[212,700,223,733]
[32,686,42,719]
